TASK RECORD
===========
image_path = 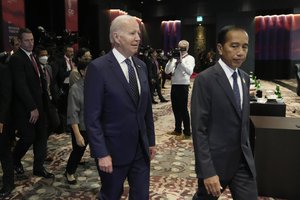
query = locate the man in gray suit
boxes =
[191,25,258,199]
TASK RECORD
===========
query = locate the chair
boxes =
[295,64,300,96]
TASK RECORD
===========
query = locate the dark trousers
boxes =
[171,85,191,135]
[56,83,69,134]
[96,142,150,200]
[66,130,88,174]
[13,115,47,172]
[193,160,258,200]
[0,125,14,189]
[151,78,165,101]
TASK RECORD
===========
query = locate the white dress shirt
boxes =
[219,59,243,109]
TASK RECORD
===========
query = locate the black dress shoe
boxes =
[14,164,24,175]
[33,169,54,178]
[0,186,15,198]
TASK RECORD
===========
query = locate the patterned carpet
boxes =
[0,79,299,200]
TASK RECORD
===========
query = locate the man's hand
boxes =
[29,109,39,124]
[98,156,113,173]
[0,123,3,134]
[204,175,223,197]
[149,146,156,160]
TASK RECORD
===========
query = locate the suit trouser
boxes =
[56,83,69,134]
[193,158,258,200]
[13,115,48,172]
[96,142,150,200]
[151,78,165,101]
[171,85,191,135]
[66,130,88,174]
[0,125,14,189]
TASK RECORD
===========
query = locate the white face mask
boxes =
[38,56,48,65]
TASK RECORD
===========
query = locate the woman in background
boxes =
[64,60,89,184]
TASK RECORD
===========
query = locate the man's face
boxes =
[65,47,74,58]
[114,19,140,58]
[217,30,249,70]
[12,39,20,52]
[20,33,34,52]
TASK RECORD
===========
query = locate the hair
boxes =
[63,45,73,53]
[76,47,90,59]
[10,36,18,46]
[109,15,135,44]
[34,45,47,56]
[17,28,32,40]
[73,47,90,65]
[178,40,189,51]
[77,60,90,77]
[217,25,247,45]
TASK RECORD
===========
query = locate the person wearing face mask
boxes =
[165,40,195,140]
[35,45,60,135]
[64,60,90,184]
[69,47,92,87]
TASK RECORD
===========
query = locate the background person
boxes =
[165,40,194,140]
[10,28,54,178]
[65,60,90,184]
[0,62,14,198]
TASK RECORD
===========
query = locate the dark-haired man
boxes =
[191,25,258,199]
[10,28,54,178]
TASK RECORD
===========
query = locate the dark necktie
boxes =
[69,59,73,71]
[232,71,241,110]
[125,58,139,104]
[30,54,40,77]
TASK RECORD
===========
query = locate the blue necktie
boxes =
[125,58,139,104]
[232,71,241,110]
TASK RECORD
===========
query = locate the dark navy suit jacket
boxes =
[191,62,256,180]
[84,51,155,166]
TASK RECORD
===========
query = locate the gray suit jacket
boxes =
[191,62,256,180]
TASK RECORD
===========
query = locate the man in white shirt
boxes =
[165,40,195,140]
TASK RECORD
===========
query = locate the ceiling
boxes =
[125,0,300,20]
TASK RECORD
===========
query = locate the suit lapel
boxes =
[108,52,139,107]
[132,57,145,108]
[214,64,242,118]
[240,71,249,117]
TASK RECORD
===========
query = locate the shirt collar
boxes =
[20,47,32,57]
[112,48,133,64]
[218,58,239,80]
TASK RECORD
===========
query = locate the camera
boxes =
[169,47,187,58]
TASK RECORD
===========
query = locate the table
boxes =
[250,116,300,199]
[250,101,286,117]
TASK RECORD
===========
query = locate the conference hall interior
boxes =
[0,0,299,199]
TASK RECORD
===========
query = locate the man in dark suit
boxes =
[0,63,14,198]
[9,28,54,178]
[145,48,168,104]
[55,45,74,134]
[191,25,258,199]
[84,15,156,200]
